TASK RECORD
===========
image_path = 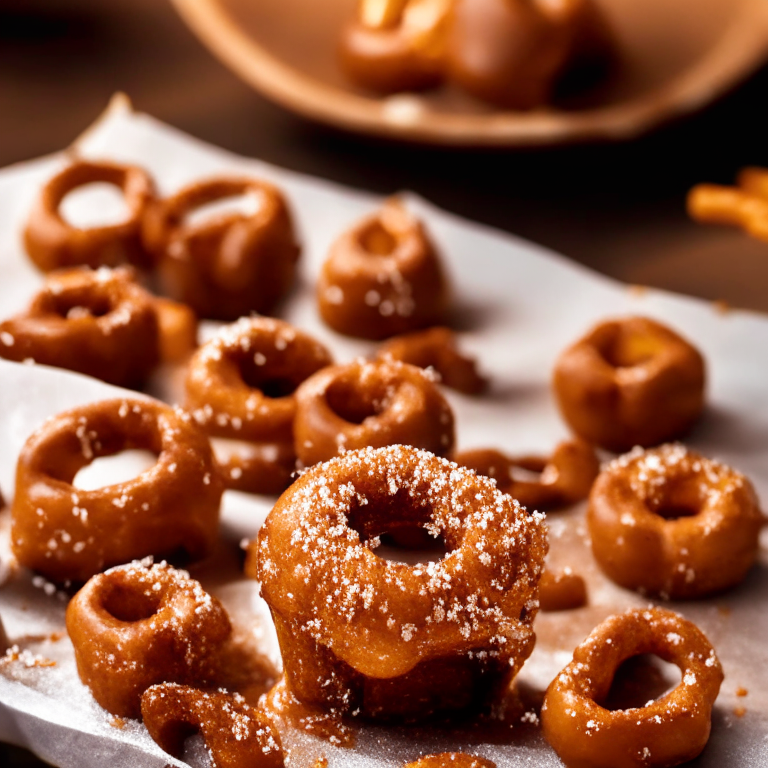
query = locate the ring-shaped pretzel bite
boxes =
[66,560,231,718]
[455,439,599,511]
[24,160,154,272]
[142,177,300,320]
[318,198,450,340]
[404,754,496,768]
[141,683,284,768]
[249,445,548,720]
[11,399,224,583]
[541,607,723,768]
[377,326,486,394]
[0,267,159,388]
[588,444,763,600]
[293,358,455,467]
[553,317,705,452]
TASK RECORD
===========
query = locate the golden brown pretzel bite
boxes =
[11,399,223,583]
[542,607,723,768]
[588,444,763,599]
[66,560,231,718]
[539,568,587,612]
[141,683,284,768]
[24,160,154,272]
[318,198,449,340]
[143,177,300,320]
[293,358,455,466]
[404,754,496,768]
[553,317,705,452]
[249,445,547,721]
[0,267,159,388]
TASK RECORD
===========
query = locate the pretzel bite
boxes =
[588,444,763,600]
[293,358,455,467]
[542,607,723,768]
[377,326,486,394]
[0,267,159,387]
[24,160,154,272]
[318,198,449,340]
[404,755,496,768]
[66,561,231,718]
[141,683,284,768]
[456,439,599,511]
[553,317,705,452]
[248,445,547,721]
[11,399,223,583]
[142,177,300,320]
[539,568,587,612]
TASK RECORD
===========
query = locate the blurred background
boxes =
[0,0,767,763]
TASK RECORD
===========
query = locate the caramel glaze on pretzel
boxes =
[66,560,231,718]
[293,358,455,467]
[142,177,300,321]
[141,683,285,768]
[588,444,763,600]
[542,607,723,768]
[11,399,224,584]
[249,445,548,721]
[0,267,160,388]
[24,160,154,272]
[318,198,450,340]
[377,326,486,394]
[404,754,496,768]
[455,439,599,512]
[553,317,706,453]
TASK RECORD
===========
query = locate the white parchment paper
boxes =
[0,97,766,767]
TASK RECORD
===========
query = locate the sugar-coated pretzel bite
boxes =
[249,445,547,721]
[0,267,159,388]
[588,444,763,600]
[318,198,450,340]
[66,560,231,719]
[404,754,496,768]
[141,683,284,768]
[377,326,486,394]
[142,177,300,320]
[24,160,154,272]
[293,358,455,467]
[11,399,223,583]
[455,439,599,511]
[542,607,723,768]
[553,317,705,452]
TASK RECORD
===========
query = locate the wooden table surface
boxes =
[0,0,767,765]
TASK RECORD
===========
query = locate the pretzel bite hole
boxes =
[598,331,661,369]
[73,449,159,491]
[325,376,389,424]
[183,191,263,228]
[51,292,114,319]
[100,580,161,623]
[236,358,302,399]
[359,220,397,255]
[61,182,131,229]
[602,654,681,712]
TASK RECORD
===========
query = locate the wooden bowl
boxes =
[170,0,768,146]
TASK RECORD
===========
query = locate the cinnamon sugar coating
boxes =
[0,267,160,388]
[542,607,723,768]
[293,359,455,467]
[249,445,547,720]
[553,317,705,452]
[142,683,284,768]
[588,444,763,599]
[318,199,449,340]
[67,561,231,718]
[11,399,223,583]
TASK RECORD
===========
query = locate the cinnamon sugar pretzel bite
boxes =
[249,445,547,721]
[141,683,284,768]
[339,0,448,93]
[66,560,231,718]
[541,607,723,768]
[539,568,587,612]
[588,444,763,600]
[293,358,455,467]
[142,177,300,320]
[318,198,450,340]
[377,326,486,394]
[405,755,496,768]
[11,399,223,583]
[455,439,599,511]
[24,160,154,272]
[553,317,706,452]
[0,267,160,388]
[688,166,768,242]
